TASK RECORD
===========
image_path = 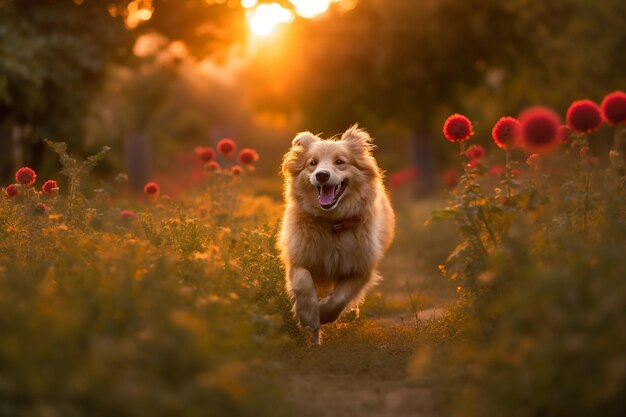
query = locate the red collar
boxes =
[332,216,362,233]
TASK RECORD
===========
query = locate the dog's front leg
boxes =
[289,267,320,344]
[319,276,368,325]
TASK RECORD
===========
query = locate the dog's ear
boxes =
[292,132,319,148]
[341,124,375,155]
[341,124,380,179]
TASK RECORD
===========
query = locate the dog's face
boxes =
[282,125,381,218]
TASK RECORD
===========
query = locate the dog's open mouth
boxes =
[317,180,348,210]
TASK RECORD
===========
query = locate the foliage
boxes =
[422,118,626,416]
[0,144,294,417]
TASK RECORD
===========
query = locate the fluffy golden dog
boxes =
[278,125,395,344]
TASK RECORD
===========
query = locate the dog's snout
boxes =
[315,170,331,183]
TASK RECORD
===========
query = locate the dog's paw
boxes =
[309,328,321,346]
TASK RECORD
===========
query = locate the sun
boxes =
[246,3,294,36]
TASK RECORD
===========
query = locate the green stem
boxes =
[505,149,512,199]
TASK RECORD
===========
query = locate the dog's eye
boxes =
[335,159,344,165]
[310,160,318,166]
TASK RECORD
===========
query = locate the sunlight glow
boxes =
[289,0,330,18]
[248,3,294,36]
[240,0,258,8]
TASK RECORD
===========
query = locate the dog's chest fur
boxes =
[292,219,381,282]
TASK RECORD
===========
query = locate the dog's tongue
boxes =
[319,185,335,205]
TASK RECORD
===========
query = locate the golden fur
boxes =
[278,125,395,344]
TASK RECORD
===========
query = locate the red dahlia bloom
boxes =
[491,117,520,150]
[217,138,236,156]
[557,125,572,144]
[238,148,259,165]
[231,165,244,176]
[119,210,136,221]
[206,161,221,172]
[518,107,561,154]
[489,165,505,176]
[601,91,626,125]
[196,147,216,163]
[42,180,59,196]
[34,202,46,215]
[144,181,160,195]
[443,114,474,143]
[15,167,36,186]
[566,99,603,133]
[465,145,486,160]
[5,184,18,198]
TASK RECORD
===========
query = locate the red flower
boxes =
[443,114,474,143]
[557,125,572,144]
[491,117,520,150]
[196,147,216,163]
[566,99,603,133]
[15,167,36,186]
[5,184,18,198]
[144,181,160,195]
[34,202,46,215]
[489,165,505,177]
[206,161,221,172]
[238,148,259,165]
[217,138,236,156]
[518,106,561,154]
[465,145,485,160]
[41,180,59,196]
[601,91,626,125]
[389,166,419,189]
[443,169,458,189]
[231,165,244,176]
[511,168,521,178]
[119,210,136,221]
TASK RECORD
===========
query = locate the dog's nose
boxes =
[315,170,330,183]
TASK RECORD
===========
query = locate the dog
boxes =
[278,125,395,344]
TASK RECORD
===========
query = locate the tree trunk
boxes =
[410,108,436,196]
[125,132,151,193]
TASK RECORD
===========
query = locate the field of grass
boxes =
[2,104,626,417]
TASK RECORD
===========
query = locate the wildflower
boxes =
[217,138,236,156]
[518,106,561,154]
[601,91,626,125]
[489,165,505,176]
[238,148,259,165]
[465,145,485,160]
[34,202,46,215]
[511,168,521,178]
[41,180,59,196]
[119,210,136,221]
[389,166,419,189]
[206,161,221,172]
[15,167,36,186]
[491,116,520,149]
[5,184,18,198]
[443,169,458,189]
[443,114,474,143]
[231,165,244,176]
[468,159,481,169]
[566,99,603,133]
[526,153,540,167]
[196,146,216,163]
[557,125,572,144]
[144,181,160,195]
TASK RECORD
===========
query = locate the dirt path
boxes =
[285,309,444,417]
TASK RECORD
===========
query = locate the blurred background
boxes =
[1,0,625,194]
